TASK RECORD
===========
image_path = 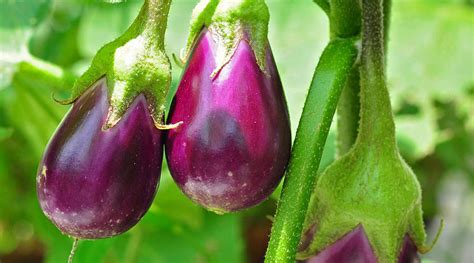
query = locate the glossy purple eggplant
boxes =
[166,29,291,213]
[37,80,163,239]
[301,226,420,263]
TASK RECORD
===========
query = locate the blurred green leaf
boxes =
[29,1,83,67]
[78,1,140,58]
[0,127,12,141]
[0,0,50,29]
[389,1,474,101]
[154,170,205,230]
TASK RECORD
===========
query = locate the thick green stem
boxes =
[264,39,358,263]
[356,0,396,149]
[328,0,361,38]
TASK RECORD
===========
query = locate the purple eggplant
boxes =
[37,80,163,239]
[165,28,291,213]
[36,0,177,240]
[300,226,419,263]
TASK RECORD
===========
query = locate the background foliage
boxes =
[0,0,472,262]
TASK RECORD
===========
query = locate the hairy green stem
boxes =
[264,38,358,263]
[383,0,391,57]
[336,0,391,155]
[142,0,172,49]
[356,0,395,149]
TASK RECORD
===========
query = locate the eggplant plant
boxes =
[165,0,291,214]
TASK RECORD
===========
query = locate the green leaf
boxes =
[77,1,140,58]
[388,2,474,100]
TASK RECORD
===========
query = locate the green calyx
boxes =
[298,145,428,262]
[60,0,177,130]
[299,0,437,262]
[184,0,269,77]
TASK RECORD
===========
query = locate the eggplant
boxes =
[37,80,162,239]
[166,23,291,213]
[36,0,176,239]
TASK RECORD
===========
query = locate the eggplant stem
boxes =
[68,238,79,263]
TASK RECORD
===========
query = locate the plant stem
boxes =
[68,238,79,263]
[328,0,361,39]
[356,0,396,149]
[314,0,330,14]
[328,0,362,156]
[383,0,392,56]
[264,38,358,263]
[141,0,172,49]
[336,66,360,156]
[337,0,391,155]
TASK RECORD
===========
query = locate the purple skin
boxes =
[37,80,163,239]
[166,29,291,213]
[301,226,420,263]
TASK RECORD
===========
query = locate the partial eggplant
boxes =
[300,226,420,263]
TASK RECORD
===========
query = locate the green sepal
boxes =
[184,0,269,77]
[60,0,172,129]
[185,0,219,54]
[298,144,428,262]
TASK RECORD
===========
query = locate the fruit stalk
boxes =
[140,0,171,49]
[336,0,391,156]
[358,0,395,149]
